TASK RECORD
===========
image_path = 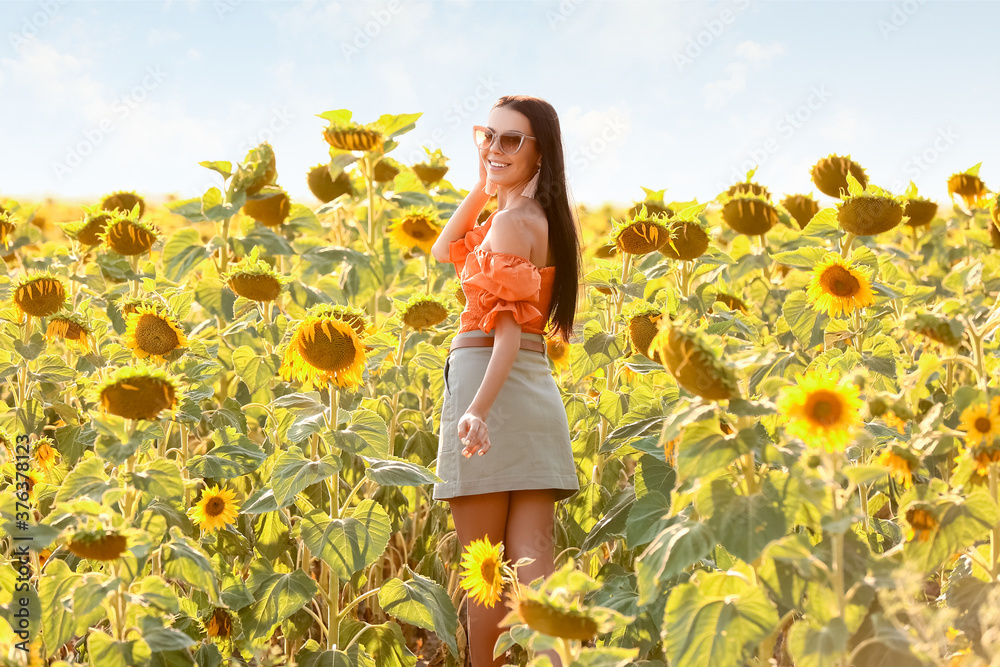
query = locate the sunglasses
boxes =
[473,125,537,155]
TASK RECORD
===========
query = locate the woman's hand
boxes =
[458,409,492,457]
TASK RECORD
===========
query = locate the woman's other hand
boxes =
[458,409,492,457]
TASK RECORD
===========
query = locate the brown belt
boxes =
[450,336,546,354]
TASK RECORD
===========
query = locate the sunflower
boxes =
[714,293,748,314]
[965,446,1000,478]
[389,207,442,255]
[904,504,938,543]
[97,365,181,421]
[280,312,368,390]
[67,528,129,561]
[459,537,508,608]
[189,485,241,532]
[373,157,401,183]
[546,336,570,371]
[60,207,111,247]
[627,200,673,219]
[323,121,384,153]
[124,305,189,362]
[664,435,680,467]
[727,181,771,201]
[781,194,821,229]
[907,313,964,348]
[400,294,449,331]
[904,197,938,227]
[659,219,709,261]
[806,254,875,318]
[611,204,671,255]
[100,209,159,255]
[204,607,235,639]
[233,142,277,196]
[307,164,353,203]
[21,468,43,501]
[879,444,918,489]
[222,249,289,303]
[651,325,739,401]
[12,271,68,319]
[0,211,16,249]
[837,193,905,236]
[720,195,779,236]
[306,303,375,338]
[776,371,864,452]
[626,304,663,362]
[959,403,1000,449]
[947,164,989,210]
[45,312,93,353]
[883,410,908,435]
[32,437,59,471]
[242,186,291,227]
[115,295,158,319]
[412,147,450,186]
[101,190,146,218]
[453,280,467,308]
[810,154,868,198]
[504,583,601,641]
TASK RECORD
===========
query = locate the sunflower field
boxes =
[2,107,1000,667]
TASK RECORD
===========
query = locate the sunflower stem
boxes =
[424,252,432,294]
[824,450,848,657]
[128,254,140,297]
[970,326,988,393]
[839,232,856,259]
[219,215,231,275]
[180,423,190,506]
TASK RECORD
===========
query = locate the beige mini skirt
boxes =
[432,330,580,502]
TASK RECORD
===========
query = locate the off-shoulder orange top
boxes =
[444,211,556,335]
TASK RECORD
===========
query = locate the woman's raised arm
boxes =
[430,147,492,263]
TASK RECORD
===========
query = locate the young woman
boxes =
[430,95,583,666]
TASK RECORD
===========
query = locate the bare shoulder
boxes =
[493,201,547,235]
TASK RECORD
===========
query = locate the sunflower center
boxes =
[298,321,357,371]
[16,279,66,318]
[480,558,498,584]
[101,376,177,421]
[805,390,844,426]
[976,417,993,434]
[821,265,860,297]
[136,314,180,355]
[404,218,435,240]
[205,496,227,517]
[230,274,282,302]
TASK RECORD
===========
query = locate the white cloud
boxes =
[703,40,785,111]
[734,40,786,65]
[0,40,105,121]
[704,62,749,112]
[187,48,202,60]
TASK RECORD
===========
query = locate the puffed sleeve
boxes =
[464,249,543,334]
[444,225,488,270]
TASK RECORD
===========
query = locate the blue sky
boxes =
[2,0,998,210]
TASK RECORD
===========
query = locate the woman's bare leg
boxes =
[505,489,562,667]
[449,491,511,667]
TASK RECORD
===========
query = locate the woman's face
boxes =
[481,106,541,190]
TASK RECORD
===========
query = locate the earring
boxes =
[484,177,497,196]
[522,162,542,199]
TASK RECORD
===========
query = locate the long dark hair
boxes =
[493,95,581,344]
